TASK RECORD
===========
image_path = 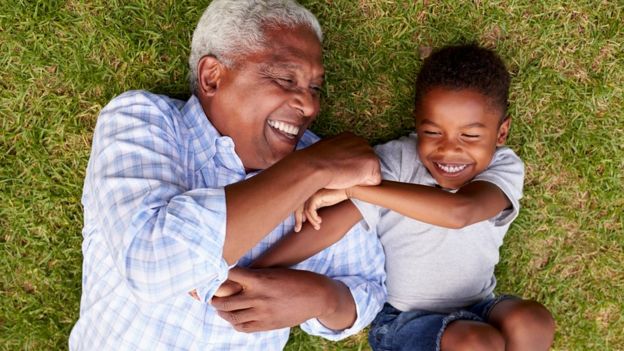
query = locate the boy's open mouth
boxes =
[434,162,468,175]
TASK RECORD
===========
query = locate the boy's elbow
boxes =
[447,201,474,229]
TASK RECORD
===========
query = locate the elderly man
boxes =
[69,1,386,349]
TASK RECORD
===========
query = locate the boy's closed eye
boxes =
[423,130,441,136]
[461,133,480,138]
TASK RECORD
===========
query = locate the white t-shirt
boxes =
[354,133,524,313]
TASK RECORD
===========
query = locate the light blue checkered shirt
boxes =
[69,91,386,350]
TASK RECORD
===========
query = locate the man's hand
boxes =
[188,280,243,301]
[211,267,355,333]
[303,132,380,190]
[294,189,349,232]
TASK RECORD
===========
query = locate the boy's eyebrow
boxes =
[462,122,487,128]
[419,119,487,128]
[419,119,437,126]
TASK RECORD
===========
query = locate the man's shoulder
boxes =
[104,90,186,115]
[96,90,191,138]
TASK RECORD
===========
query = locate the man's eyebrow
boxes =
[260,62,325,82]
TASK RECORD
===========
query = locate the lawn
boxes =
[1,0,622,350]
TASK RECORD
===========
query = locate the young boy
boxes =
[240,44,555,350]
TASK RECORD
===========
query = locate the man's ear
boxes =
[197,56,225,97]
[496,117,511,146]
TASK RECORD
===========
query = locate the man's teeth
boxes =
[436,163,467,173]
[268,120,299,136]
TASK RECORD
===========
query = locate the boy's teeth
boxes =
[268,120,299,136]
[437,163,467,173]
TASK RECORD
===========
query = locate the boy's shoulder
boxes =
[373,133,431,184]
[373,133,420,160]
[486,146,524,173]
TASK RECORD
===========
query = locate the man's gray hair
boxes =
[189,0,323,94]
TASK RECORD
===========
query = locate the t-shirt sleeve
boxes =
[351,137,406,231]
[472,147,525,226]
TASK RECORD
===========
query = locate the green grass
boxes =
[1,0,622,350]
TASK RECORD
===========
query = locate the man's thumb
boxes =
[226,266,254,286]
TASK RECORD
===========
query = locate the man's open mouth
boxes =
[268,119,299,139]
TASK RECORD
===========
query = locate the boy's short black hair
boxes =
[414,44,510,120]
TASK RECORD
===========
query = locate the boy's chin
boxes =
[434,177,468,191]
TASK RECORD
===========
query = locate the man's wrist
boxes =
[293,148,333,189]
[316,277,356,330]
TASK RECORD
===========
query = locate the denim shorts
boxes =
[368,295,518,351]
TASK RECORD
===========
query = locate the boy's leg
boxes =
[369,303,504,351]
[487,299,555,351]
[440,320,504,351]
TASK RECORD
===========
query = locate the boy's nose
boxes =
[438,138,461,153]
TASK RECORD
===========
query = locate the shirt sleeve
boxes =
[350,137,406,231]
[297,221,386,340]
[82,92,230,303]
[472,147,525,226]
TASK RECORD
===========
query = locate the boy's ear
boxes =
[496,117,511,146]
[197,55,225,97]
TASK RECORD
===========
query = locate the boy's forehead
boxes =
[416,88,503,128]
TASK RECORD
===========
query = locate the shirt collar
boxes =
[180,94,320,178]
[181,95,245,175]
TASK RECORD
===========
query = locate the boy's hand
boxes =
[294,189,349,231]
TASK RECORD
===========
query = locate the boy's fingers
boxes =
[188,289,201,301]
[305,207,322,230]
[306,200,323,225]
[294,206,306,232]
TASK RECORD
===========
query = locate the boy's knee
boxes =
[498,300,555,346]
[442,320,505,351]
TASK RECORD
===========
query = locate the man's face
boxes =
[416,87,510,189]
[201,25,324,171]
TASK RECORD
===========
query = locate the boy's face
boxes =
[415,87,510,189]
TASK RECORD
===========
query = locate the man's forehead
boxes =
[256,44,324,78]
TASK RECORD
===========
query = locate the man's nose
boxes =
[290,89,319,118]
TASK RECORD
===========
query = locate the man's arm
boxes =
[212,208,386,335]
[250,201,362,268]
[222,133,380,264]
[211,267,358,332]
[88,93,379,303]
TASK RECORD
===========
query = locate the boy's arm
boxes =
[251,201,363,268]
[348,180,510,229]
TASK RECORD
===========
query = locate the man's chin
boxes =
[248,147,296,171]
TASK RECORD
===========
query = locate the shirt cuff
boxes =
[299,275,385,340]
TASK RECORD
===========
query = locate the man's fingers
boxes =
[213,279,243,297]
[216,307,257,327]
[211,294,252,312]
[226,266,256,286]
